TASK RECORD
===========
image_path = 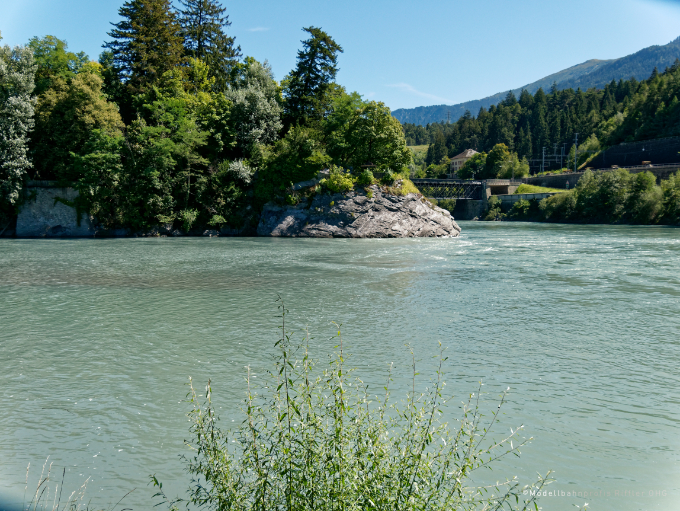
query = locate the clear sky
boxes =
[1,0,680,110]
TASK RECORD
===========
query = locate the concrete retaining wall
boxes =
[16,184,95,237]
[453,199,486,220]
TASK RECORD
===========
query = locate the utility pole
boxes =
[542,147,546,174]
[447,110,451,124]
[574,133,579,173]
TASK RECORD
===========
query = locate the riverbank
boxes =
[482,168,680,225]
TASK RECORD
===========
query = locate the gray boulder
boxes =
[258,186,460,238]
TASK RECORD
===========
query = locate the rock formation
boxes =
[258,186,460,238]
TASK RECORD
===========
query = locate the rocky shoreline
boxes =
[258,185,460,238]
[5,183,461,239]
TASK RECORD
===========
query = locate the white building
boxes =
[450,149,479,176]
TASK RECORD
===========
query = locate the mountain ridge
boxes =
[393,37,680,126]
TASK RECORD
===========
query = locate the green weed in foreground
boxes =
[153,302,553,511]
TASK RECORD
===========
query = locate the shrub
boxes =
[153,304,552,511]
[508,199,531,219]
[324,166,354,193]
[661,171,680,225]
[437,198,456,213]
[380,169,395,185]
[355,169,374,186]
[483,196,505,221]
[539,191,577,222]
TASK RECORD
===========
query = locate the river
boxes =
[1,222,679,511]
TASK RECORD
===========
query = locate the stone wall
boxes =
[452,199,486,220]
[16,184,95,237]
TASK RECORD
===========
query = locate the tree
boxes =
[104,0,184,95]
[284,27,343,126]
[425,131,447,166]
[484,143,511,179]
[337,101,412,171]
[0,42,36,210]
[177,0,241,91]
[32,71,124,180]
[457,152,486,180]
[498,153,529,179]
[28,35,88,95]
[226,59,282,155]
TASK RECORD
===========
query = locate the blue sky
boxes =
[1,0,680,110]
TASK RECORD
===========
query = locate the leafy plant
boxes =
[153,302,552,511]
[355,169,374,186]
[324,166,354,193]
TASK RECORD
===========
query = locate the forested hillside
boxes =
[0,0,412,233]
[403,62,680,171]
[393,36,680,126]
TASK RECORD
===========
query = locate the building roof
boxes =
[451,149,478,160]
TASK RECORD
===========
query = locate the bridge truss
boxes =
[411,179,484,200]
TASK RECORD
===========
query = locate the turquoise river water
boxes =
[1,222,679,511]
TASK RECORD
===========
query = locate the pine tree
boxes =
[178,0,241,91]
[284,27,343,126]
[104,0,184,95]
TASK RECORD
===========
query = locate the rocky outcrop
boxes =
[16,186,96,237]
[258,186,461,238]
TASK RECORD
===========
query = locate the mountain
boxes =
[393,36,680,126]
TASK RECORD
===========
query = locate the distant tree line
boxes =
[486,168,680,226]
[0,0,411,233]
[402,62,680,170]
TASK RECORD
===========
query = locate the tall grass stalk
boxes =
[22,458,133,511]
[154,300,552,510]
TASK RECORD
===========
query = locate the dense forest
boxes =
[393,36,680,126]
[0,0,411,233]
[403,63,680,170]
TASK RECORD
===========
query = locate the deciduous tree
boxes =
[0,42,36,210]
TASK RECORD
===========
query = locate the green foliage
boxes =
[514,184,565,194]
[457,152,486,180]
[437,198,456,213]
[399,66,680,165]
[32,72,124,180]
[355,169,374,186]
[177,0,241,91]
[153,309,551,511]
[535,168,680,224]
[507,198,540,220]
[0,42,36,209]
[104,0,185,96]
[483,196,505,221]
[484,143,511,179]
[380,169,395,185]
[661,171,680,224]
[498,154,530,179]
[324,165,354,193]
[28,35,89,95]
[283,27,343,126]
[539,191,578,222]
[332,101,412,171]
[254,126,328,204]
[225,59,282,154]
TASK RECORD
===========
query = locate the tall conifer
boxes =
[177,0,241,90]
[104,0,184,95]
[284,27,343,126]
